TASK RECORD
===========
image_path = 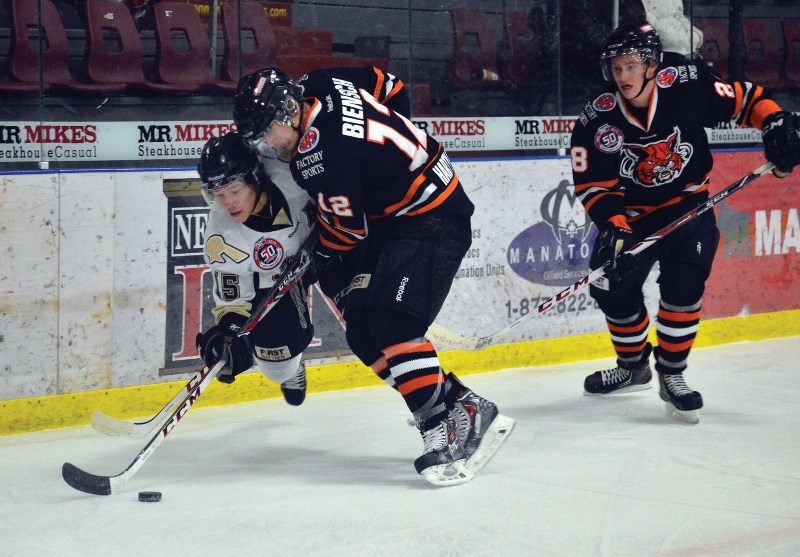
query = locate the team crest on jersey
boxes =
[594,124,624,153]
[298,127,319,153]
[593,93,617,112]
[253,237,284,270]
[620,127,693,187]
[656,67,678,88]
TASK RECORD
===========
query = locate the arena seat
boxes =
[221,0,277,84]
[152,1,235,93]
[742,18,784,90]
[503,10,535,88]
[84,0,192,94]
[781,18,800,88]
[449,8,510,90]
[695,18,729,80]
[7,0,127,94]
[273,27,334,56]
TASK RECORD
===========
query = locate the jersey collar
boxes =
[616,86,658,132]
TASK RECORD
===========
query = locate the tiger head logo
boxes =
[619,127,693,187]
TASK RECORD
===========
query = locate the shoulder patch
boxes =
[656,67,678,88]
[593,93,617,112]
[298,127,319,153]
[594,124,624,153]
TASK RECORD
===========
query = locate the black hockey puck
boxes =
[138,491,162,502]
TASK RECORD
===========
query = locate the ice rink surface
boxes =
[2,336,800,557]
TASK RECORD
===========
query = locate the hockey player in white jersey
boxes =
[195,132,316,405]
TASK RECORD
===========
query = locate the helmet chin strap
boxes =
[631,65,657,100]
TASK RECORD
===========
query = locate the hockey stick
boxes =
[427,161,776,351]
[89,230,317,439]
[91,371,211,438]
[62,230,318,495]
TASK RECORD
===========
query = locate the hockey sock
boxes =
[607,309,650,366]
[655,300,702,374]
[382,338,447,426]
[368,356,397,390]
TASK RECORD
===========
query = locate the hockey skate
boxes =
[659,372,703,424]
[414,417,473,486]
[280,363,306,406]
[584,344,653,395]
[446,373,515,475]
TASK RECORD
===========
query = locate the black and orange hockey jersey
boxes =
[289,67,474,254]
[570,63,781,234]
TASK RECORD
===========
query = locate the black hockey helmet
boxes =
[233,68,304,157]
[600,22,663,82]
[197,132,261,209]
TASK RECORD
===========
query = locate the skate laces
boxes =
[421,421,449,453]
[282,364,306,390]
[663,374,693,396]
[600,366,630,385]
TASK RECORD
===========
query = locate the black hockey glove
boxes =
[196,313,254,384]
[762,111,800,177]
[312,246,344,276]
[597,217,639,282]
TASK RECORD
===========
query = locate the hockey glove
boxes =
[762,111,800,177]
[312,245,344,276]
[196,312,254,384]
[597,216,638,282]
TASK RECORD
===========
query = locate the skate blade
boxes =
[664,402,699,424]
[420,459,474,487]
[584,383,653,396]
[467,414,515,474]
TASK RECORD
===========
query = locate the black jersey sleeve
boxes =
[569,111,627,227]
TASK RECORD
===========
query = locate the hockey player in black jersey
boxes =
[570,23,800,423]
[233,66,514,486]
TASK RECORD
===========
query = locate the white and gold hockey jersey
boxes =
[203,160,315,322]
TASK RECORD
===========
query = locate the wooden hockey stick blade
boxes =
[91,367,209,438]
[62,358,226,496]
[427,162,775,351]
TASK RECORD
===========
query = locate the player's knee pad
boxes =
[590,284,645,318]
[344,309,383,366]
[659,263,707,306]
[255,353,303,384]
[366,308,428,350]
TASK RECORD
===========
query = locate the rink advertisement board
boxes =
[0,153,797,399]
[0,118,762,164]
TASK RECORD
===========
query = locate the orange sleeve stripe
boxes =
[583,190,624,212]
[657,338,696,352]
[406,175,459,216]
[742,85,765,127]
[397,374,442,396]
[383,80,405,104]
[658,309,702,322]
[371,67,385,100]
[732,82,744,120]
[750,98,782,130]
[319,235,355,252]
[383,340,435,360]
[317,216,359,245]
[573,179,619,193]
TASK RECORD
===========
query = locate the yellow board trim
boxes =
[2,309,798,436]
